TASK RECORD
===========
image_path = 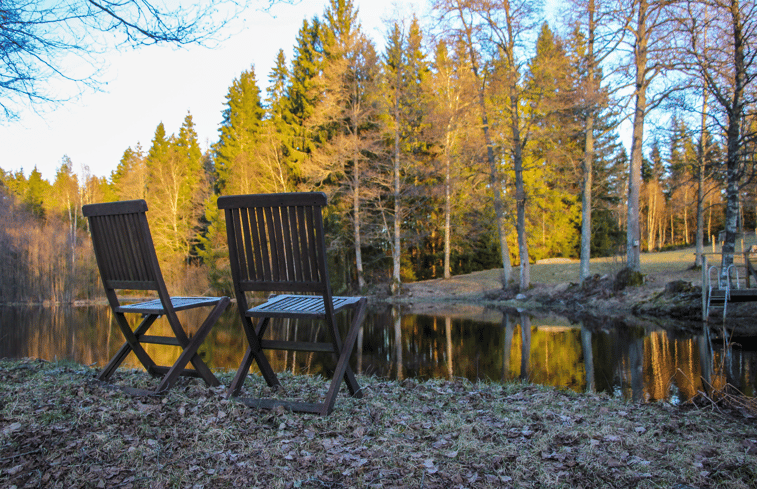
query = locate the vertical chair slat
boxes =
[273,207,289,281]
[265,206,282,282]
[253,207,270,281]
[285,205,301,282]
[281,206,295,281]
[237,208,253,282]
[296,205,312,282]
[305,205,320,283]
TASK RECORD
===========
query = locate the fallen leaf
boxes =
[607,458,624,468]
[3,422,22,435]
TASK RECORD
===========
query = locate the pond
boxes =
[0,303,754,404]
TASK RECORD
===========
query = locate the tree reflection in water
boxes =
[0,304,754,403]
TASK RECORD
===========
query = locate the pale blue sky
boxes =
[1,0,424,182]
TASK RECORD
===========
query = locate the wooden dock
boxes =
[703,252,757,320]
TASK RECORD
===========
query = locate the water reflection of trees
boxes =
[2,305,756,403]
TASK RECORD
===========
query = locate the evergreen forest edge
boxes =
[2,0,753,305]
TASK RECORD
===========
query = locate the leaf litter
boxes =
[0,358,756,488]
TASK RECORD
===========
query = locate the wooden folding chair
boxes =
[218,192,367,415]
[82,199,230,395]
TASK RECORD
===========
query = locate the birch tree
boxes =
[678,0,757,273]
[306,0,382,291]
[433,0,543,288]
[614,0,677,273]
[430,39,478,279]
[383,17,431,294]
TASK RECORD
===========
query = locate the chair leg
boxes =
[155,298,229,393]
[228,317,279,397]
[99,314,158,381]
[228,347,255,397]
[321,298,367,415]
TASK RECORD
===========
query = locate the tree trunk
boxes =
[627,0,649,272]
[444,128,452,279]
[579,0,596,285]
[512,91,530,290]
[683,187,689,244]
[458,9,512,285]
[352,132,365,291]
[647,189,656,252]
[392,79,402,295]
[695,38,709,266]
[720,0,746,274]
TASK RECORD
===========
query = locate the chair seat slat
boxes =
[116,297,225,315]
[246,294,361,318]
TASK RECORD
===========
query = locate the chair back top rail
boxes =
[218,193,330,294]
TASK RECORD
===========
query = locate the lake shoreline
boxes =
[386,263,757,337]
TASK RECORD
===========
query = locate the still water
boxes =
[0,304,753,404]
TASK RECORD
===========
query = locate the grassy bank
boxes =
[1,359,756,488]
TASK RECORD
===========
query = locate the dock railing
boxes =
[701,251,757,320]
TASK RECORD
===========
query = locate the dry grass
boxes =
[403,241,757,300]
[1,359,757,488]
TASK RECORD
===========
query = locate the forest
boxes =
[1,0,754,304]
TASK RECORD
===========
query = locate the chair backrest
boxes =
[82,199,165,294]
[217,193,331,296]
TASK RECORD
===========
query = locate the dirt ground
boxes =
[401,247,704,299]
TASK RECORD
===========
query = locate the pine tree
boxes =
[522,23,582,262]
[428,39,486,279]
[25,167,50,220]
[111,144,148,201]
[287,18,326,169]
[214,67,265,194]
[266,49,298,183]
[147,122,170,170]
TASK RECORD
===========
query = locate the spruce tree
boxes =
[265,49,298,183]
[287,18,326,167]
[383,16,432,292]
[111,144,148,201]
[214,67,265,194]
